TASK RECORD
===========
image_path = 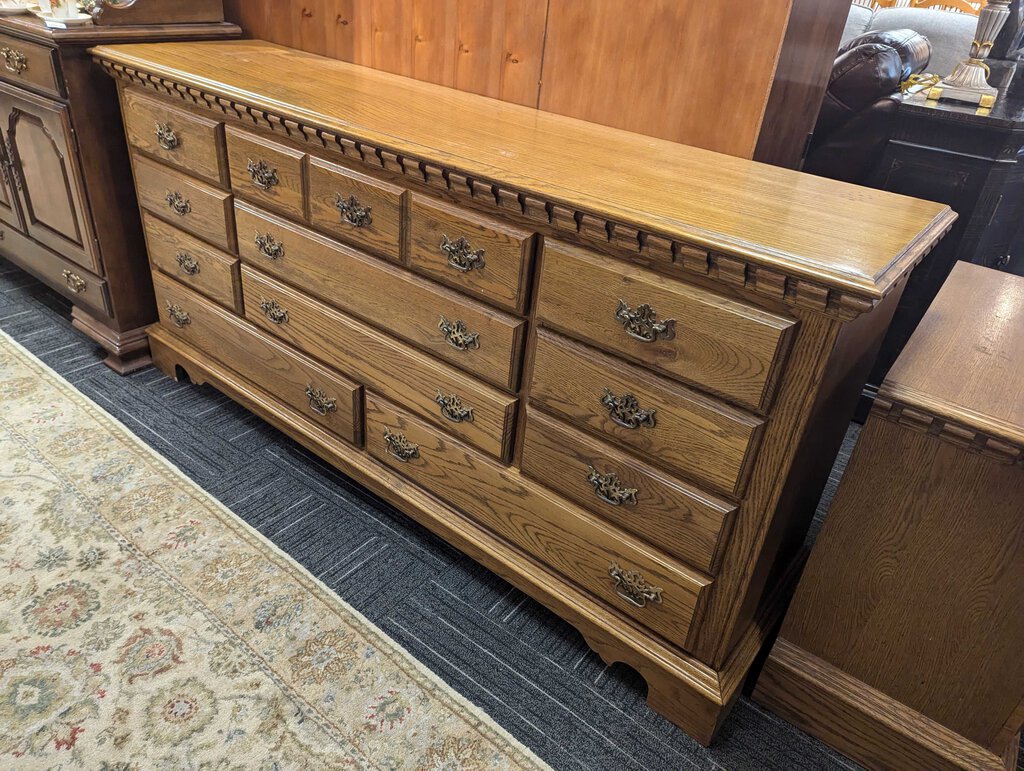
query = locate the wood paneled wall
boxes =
[222,0,848,163]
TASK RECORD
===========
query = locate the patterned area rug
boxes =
[0,329,547,769]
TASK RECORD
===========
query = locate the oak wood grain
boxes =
[225,125,307,221]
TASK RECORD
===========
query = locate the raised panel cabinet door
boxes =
[0,136,22,232]
[0,84,99,273]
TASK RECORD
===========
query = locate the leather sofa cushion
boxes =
[815,43,903,136]
[839,29,932,80]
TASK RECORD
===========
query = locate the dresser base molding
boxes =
[71,307,152,374]
[149,324,787,745]
[754,639,1021,771]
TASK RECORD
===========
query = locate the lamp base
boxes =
[926,60,999,108]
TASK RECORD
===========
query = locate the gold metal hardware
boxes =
[165,191,191,217]
[246,159,279,190]
[259,298,289,325]
[335,194,372,227]
[166,302,191,328]
[155,122,179,151]
[254,231,284,260]
[1,47,27,75]
[615,299,676,343]
[175,251,200,276]
[438,315,480,351]
[4,139,20,191]
[587,466,638,507]
[61,270,86,294]
[304,385,337,416]
[601,389,657,430]
[440,234,486,273]
[608,563,663,608]
[383,427,420,462]
[435,391,474,423]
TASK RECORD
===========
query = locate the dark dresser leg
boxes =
[71,306,152,375]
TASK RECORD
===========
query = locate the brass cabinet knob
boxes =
[61,270,86,294]
[165,191,191,217]
[259,298,289,325]
[175,251,200,276]
[254,231,284,260]
[165,302,191,328]
[1,47,27,74]
[155,122,179,151]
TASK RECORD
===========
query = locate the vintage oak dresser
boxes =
[93,40,955,743]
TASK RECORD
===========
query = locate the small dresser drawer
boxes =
[226,126,306,221]
[537,242,796,412]
[365,392,710,647]
[521,410,735,574]
[152,271,361,444]
[240,265,518,461]
[134,155,234,252]
[143,213,240,312]
[236,201,525,391]
[309,156,406,261]
[530,329,763,498]
[409,195,536,313]
[123,88,226,187]
[0,33,62,98]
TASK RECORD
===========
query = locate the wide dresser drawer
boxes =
[152,271,361,445]
[365,392,711,646]
[143,213,240,312]
[536,241,796,412]
[0,33,62,98]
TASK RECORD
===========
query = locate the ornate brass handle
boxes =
[438,316,480,352]
[587,466,638,507]
[61,270,86,294]
[383,427,420,463]
[166,302,191,328]
[608,563,663,608]
[304,385,337,416]
[254,232,284,260]
[155,122,179,151]
[247,159,279,191]
[335,194,373,228]
[435,391,474,423]
[615,299,676,343]
[165,191,191,217]
[601,388,657,430]
[259,298,289,325]
[1,47,27,75]
[440,235,486,273]
[175,251,200,276]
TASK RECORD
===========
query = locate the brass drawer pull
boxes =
[254,232,284,260]
[587,466,638,507]
[383,427,420,463]
[175,251,200,276]
[438,315,480,352]
[304,385,337,416]
[247,159,279,191]
[61,270,86,294]
[615,299,676,343]
[259,298,289,325]
[608,563,663,608]
[1,47,27,75]
[440,234,485,273]
[601,388,657,430]
[165,191,191,217]
[335,194,373,228]
[435,391,474,423]
[155,122,179,151]
[165,302,191,328]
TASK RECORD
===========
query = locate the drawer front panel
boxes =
[241,265,518,460]
[123,88,225,187]
[236,201,525,391]
[153,271,361,444]
[537,242,796,411]
[409,194,536,312]
[365,392,709,646]
[521,409,735,574]
[308,156,406,261]
[0,34,62,98]
[226,126,306,221]
[143,212,240,312]
[134,155,234,252]
[530,329,762,497]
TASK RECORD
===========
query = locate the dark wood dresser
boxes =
[754,262,1024,770]
[0,15,237,373]
[93,39,954,743]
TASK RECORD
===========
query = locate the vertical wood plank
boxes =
[454,0,506,98]
[498,0,548,107]
[412,0,457,86]
[369,0,414,77]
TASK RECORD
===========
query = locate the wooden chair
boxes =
[861,0,980,14]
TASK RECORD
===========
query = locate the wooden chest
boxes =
[94,39,955,744]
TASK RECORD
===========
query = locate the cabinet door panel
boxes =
[0,139,21,231]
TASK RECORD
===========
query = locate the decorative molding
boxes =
[98,58,950,321]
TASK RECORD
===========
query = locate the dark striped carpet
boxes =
[1,257,860,770]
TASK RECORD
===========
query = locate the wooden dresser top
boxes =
[92,39,955,304]
[883,262,1024,453]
